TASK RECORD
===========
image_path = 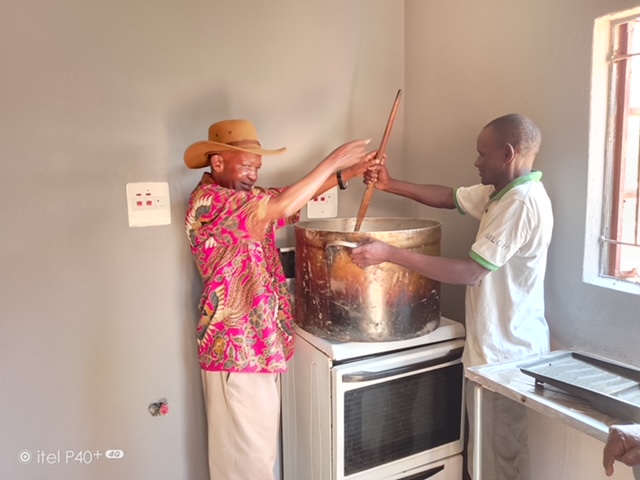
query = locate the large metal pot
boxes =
[294,217,441,342]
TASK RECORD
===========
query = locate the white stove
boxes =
[283,317,467,480]
[294,316,466,362]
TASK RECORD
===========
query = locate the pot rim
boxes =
[295,217,441,234]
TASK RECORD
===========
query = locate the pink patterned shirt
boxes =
[185,173,299,373]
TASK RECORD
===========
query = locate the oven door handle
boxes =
[342,346,464,383]
[399,464,445,479]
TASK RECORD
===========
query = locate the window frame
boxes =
[585,6,640,295]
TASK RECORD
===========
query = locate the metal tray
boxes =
[518,351,640,423]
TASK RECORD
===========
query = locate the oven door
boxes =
[332,339,465,480]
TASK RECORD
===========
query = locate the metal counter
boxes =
[465,350,632,480]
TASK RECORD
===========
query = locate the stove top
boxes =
[294,317,465,361]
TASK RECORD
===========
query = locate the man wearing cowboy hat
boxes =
[184,119,374,480]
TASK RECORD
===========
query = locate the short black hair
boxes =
[485,114,542,157]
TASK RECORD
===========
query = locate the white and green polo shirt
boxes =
[453,171,553,368]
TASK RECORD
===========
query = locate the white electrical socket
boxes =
[126,182,171,227]
[307,185,338,218]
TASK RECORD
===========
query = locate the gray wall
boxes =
[404,0,640,371]
[403,1,640,478]
[0,1,404,478]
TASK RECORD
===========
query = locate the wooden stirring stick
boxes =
[353,89,403,232]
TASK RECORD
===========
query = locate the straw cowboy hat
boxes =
[184,119,287,169]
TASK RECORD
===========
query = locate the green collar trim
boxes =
[490,170,543,201]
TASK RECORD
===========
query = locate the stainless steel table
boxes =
[465,350,624,480]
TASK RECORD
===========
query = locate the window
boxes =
[606,18,640,282]
[586,7,640,294]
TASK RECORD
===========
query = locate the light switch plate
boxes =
[126,182,171,227]
[307,185,338,218]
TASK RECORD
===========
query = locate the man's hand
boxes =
[363,161,392,191]
[324,139,371,171]
[342,150,386,180]
[350,240,393,268]
[603,424,640,476]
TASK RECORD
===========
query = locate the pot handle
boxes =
[325,241,358,268]
[325,240,358,250]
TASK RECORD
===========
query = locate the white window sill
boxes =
[583,274,640,296]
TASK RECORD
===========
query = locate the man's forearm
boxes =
[386,247,488,286]
[382,180,456,209]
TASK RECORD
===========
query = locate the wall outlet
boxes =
[307,185,338,218]
[126,182,171,227]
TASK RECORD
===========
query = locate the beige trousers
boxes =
[201,370,280,480]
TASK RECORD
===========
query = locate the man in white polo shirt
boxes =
[351,113,553,480]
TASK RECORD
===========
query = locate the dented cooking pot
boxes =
[294,217,441,342]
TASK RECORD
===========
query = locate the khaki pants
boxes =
[201,370,280,480]
[465,378,530,480]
